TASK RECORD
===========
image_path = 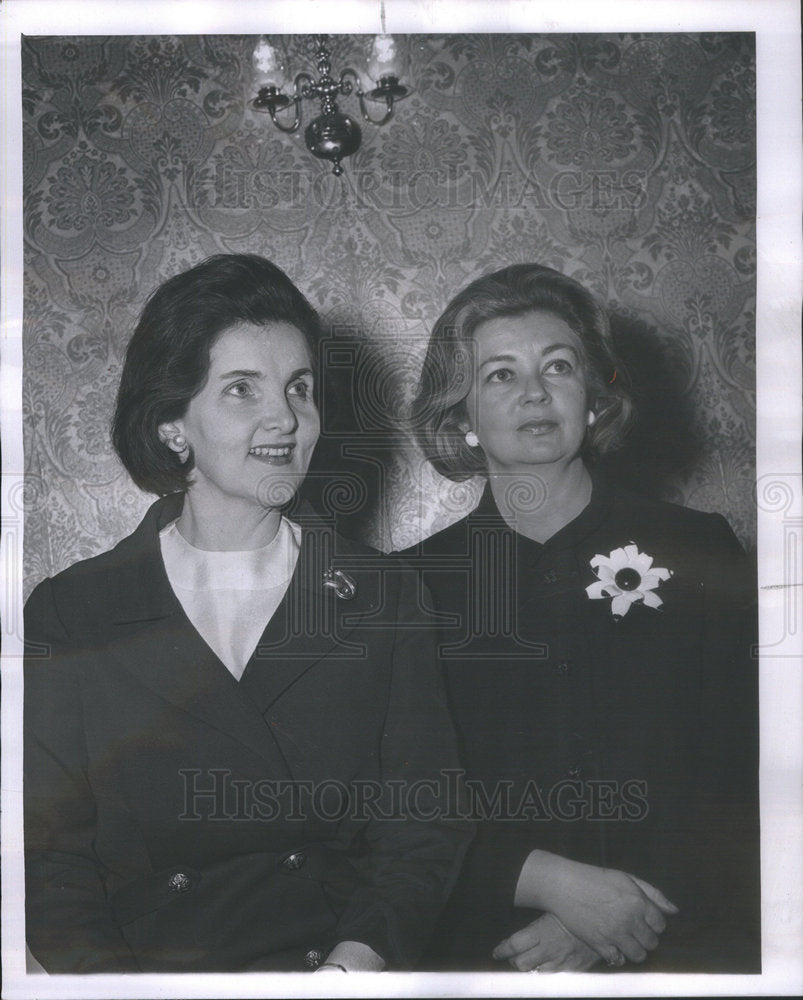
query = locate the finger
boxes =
[492,929,540,961]
[630,875,679,914]
[632,924,659,952]
[538,950,598,973]
[644,909,667,935]
[530,959,561,973]
[506,945,549,972]
[599,945,627,967]
[618,934,648,964]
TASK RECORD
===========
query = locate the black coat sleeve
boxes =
[664,513,761,970]
[330,566,473,968]
[24,578,141,973]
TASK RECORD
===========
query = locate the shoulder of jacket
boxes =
[601,489,747,594]
[608,487,736,537]
[25,504,160,636]
[397,514,472,558]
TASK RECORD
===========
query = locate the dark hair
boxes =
[112,254,322,495]
[410,263,633,481]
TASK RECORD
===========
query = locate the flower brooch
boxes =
[323,567,357,600]
[585,544,671,619]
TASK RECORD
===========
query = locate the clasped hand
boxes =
[499,851,679,970]
[493,913,600,972]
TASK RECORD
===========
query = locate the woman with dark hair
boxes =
[24,254,469,974]
[406,263,759,972]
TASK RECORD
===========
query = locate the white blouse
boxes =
[159,517,301,681]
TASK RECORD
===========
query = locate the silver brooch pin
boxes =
[323,567,357,600]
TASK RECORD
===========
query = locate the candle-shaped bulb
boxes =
[367,34,405,83]
[253,36,288,90]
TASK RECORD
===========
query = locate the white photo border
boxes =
[2,1,801,996]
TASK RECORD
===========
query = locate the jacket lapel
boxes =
[239,509,380,711]
[106,497,378,761]
[104,495,291,772]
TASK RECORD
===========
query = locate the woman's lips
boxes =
[518,420,557,435]
[248,444,295,465]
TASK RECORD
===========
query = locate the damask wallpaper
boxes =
[21,32,756,598]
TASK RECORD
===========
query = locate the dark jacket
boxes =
[403,479,760,972]
[24,493,470,973]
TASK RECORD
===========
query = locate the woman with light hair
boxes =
[405,263,759,973]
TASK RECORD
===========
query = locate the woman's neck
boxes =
[175,493,283,551]
[488,459,592,544]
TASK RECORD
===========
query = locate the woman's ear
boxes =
[158,421,190,461]
[158,421,182,446]
[455,416,481,448]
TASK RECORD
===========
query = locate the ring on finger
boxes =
[606,951,626,967]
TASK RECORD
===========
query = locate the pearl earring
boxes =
[171,434,188,453]
[587,412,596,427]
[465,430,480,448]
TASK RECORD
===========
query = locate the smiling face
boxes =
[464,310,593,476]
[164,321,319,517]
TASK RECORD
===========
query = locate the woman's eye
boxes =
[226,381,254,398]
[486,368,514,384]
[288,380,311,400]
[544,358,573,375]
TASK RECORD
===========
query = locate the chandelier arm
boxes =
[293,71,316,101]
[356,90,394,127]
[266,71,318,133]
[268,98,302,133]
[338,66,360,97]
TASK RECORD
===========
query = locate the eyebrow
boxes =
[478,343,580,368]
[218,369,261,379]
[218,367,314,380]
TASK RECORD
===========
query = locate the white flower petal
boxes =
[590,553,615,573]
[608,547,629,570]
[642,591,663,609]
[632,552,653,573]
[611,594,635,617]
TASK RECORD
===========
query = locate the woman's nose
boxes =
[260,394,297,434]
[521,373,550,404]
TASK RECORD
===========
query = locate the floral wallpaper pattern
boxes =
[21,32,756,597]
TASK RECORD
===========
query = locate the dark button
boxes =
[543,569,558,585]
[304,948,325,969]
[556,661,570,675]
[567,764,583,779]
[283,851,307,870]
[167,872,191,892]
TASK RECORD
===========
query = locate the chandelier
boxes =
[251,34,409,176]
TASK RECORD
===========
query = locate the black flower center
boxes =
[614,567,641,591]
